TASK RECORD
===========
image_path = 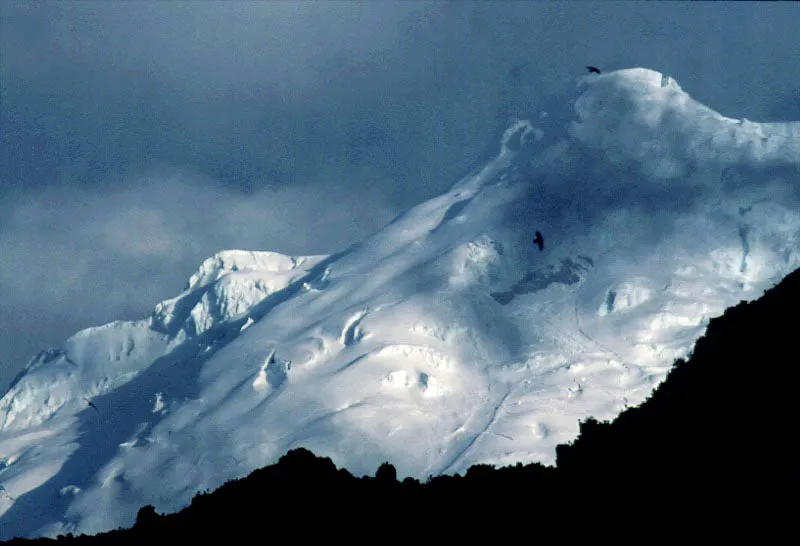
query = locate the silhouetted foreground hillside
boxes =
[4,267,800,544]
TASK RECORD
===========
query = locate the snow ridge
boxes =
[152,250,327,342]
[1,68,799,540]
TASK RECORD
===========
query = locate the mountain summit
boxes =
[1,68,799,539]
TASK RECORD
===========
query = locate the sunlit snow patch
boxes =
[151,392,166,414]
[59,485,81,497]
[376,345,456,372]
[339,309,368,346]
[382,370,415,389]
[449,235,505,289]
[418,373,449,397]
[598,280,653,316]
[252,351,289,392]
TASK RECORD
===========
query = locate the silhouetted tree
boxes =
[135,505,159,528]
[375,462,397,484]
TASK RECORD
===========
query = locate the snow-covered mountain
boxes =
[1,68,799,539]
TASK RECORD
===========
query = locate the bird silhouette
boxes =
[533,231,544,251]
[83,397,99,413]
[586,66,601,74]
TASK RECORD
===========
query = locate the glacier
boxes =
[1,68,799,539]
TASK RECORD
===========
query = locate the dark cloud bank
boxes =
[1,1,799,388]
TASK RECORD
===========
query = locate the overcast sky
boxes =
[1,1,799,389]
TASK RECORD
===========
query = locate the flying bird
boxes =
[83,397,99,412]
[533,231,544,251]
[586,66,601,74]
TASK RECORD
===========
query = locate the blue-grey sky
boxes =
[1,1,799,389]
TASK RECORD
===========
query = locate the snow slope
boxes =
[1,68,799,539]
